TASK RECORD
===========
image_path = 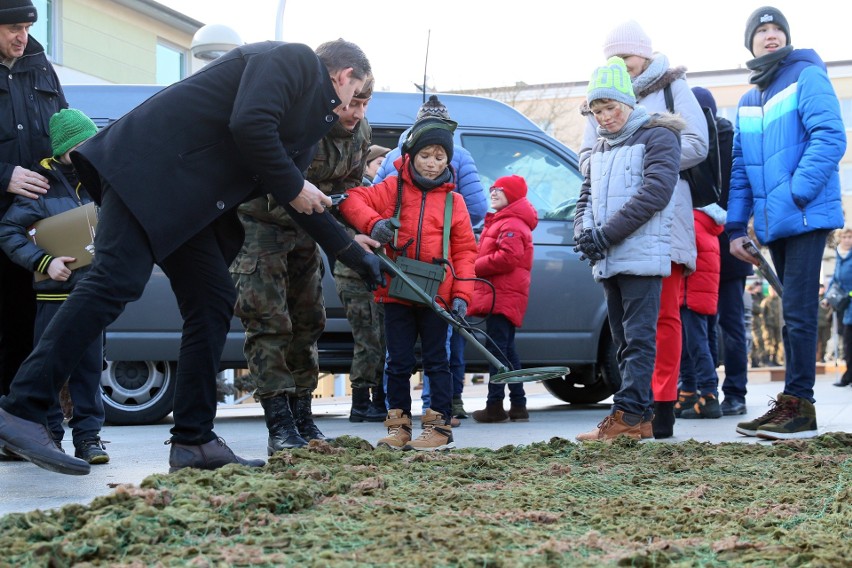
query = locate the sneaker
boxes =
[737,393,812,437]
[74,437,110,465]
[404,409,455,451]
[576,410,642,441]
[755,395,818,440]
[680,393,722,419]
[673,391,698,418]
[471,374,484,384]
[451,397,468,419]
[376,409,412,450]
[720,398,747,416]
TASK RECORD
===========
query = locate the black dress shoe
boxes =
[720,399,747,416]
[168,437,265,473]
[0,408,90,475]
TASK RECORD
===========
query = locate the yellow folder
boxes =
[27,202,98,282]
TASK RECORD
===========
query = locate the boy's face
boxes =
[337,96,369,131]
[590,100,631,133]
[752,23,787,58]
[412,144,448,180]
[489,186,509,211]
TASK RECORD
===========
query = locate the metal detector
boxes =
[375,250,569,384]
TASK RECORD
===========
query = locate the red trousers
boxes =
[651,263,684,402]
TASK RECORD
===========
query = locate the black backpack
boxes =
[663,85,722,208]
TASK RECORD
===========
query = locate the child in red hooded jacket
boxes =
[468,175,537,423]
[340,116,477,451]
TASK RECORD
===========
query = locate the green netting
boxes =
[1,433,850,567]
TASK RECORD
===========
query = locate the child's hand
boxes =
[452,298,468,319]
[370,219,396,244]
[47,256,75,281]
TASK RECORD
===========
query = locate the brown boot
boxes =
[508,403,529,422]
[471,401,509,423]
[576,410,643,441]
[640,419,653,439]
[377,409,412,450]
[404,409,455,451]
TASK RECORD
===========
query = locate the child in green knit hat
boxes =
[0,108,109,464]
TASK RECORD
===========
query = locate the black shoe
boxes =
[349,387,386,422]
[832,372,851,387]
[652,401,675,439]
[291,394,331,441]
[260,395,308,455]
[74,437,110,464]
[720,398,747,416]
[0,408,90,475]
[168,437,265,473]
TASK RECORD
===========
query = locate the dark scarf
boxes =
[746,46,793,91]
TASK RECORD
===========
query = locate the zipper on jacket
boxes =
[414,191,428,259]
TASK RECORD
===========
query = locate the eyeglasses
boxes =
[489,187,504,194]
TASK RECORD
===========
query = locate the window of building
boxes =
[839,98,852,129]
[31,0,54,58]
[156,41,187,85]
[841,164,852,196]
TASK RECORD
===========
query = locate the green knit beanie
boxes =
[587,56,636,108]
[49,109,98,158]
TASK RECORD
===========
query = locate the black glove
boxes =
[370,219,396,245]
[336,242,386,291]
[452,298,468,319]
[573,228,607,265]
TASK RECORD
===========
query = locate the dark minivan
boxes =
[63,84,619,425]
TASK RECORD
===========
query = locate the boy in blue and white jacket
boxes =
[573,57,684,441]
[726,7,846,440]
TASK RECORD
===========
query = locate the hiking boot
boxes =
[290,394,331,442]
[260,395,308,455]
[167,437,265,473]
[674,391,699,418]
[452,396,468,419]
[652,401,675,439]
[377,409,412,450]
[471,401,509,423]
[74,437,110,464]
[349,387,386,423]
[508,403,529,422]
[755,394,819,440]
[404,409,455,451]
[640,419,653,440]
[576,410,643,441]
[737,393,807,437]
[720,398,747,416]
[680,393,722,419]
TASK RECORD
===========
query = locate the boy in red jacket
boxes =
[468,175,537,422]
[340,116,477,451]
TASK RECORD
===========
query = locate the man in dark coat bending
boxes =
[0,39,385,476]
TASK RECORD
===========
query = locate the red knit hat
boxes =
[492,175,527,204]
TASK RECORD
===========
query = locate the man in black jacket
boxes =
[0,0,66,398]
[0,39,385,476]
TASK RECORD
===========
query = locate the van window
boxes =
[461,135,582,221]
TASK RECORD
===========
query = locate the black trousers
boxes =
[0,183,236,445]
[0,252,35,395]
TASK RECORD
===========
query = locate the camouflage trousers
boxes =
[230,210,325,398]
[335,273,385,389]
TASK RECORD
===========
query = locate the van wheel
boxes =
[542,333,621,404]
[100,360,176,425]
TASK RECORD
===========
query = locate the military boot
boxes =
[370,383,387,416]
[349,387,386,423]
[260,395,308,455]
[290,394,331,441]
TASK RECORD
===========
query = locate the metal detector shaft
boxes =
[375,250,511,374]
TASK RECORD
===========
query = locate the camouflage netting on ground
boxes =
[2,433,850,567]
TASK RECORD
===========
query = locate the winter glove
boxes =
[573,228,606,265]
[452,298,468,319]
[370,219,396,245]
[336,242,387,291]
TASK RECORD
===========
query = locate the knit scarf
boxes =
[598,106,651,147]
[630,53,670,97]
[746,46,793,91]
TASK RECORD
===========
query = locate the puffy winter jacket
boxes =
[339,154,477,307]
[468,197,537,327]
[726,49,846,244]
[682,209,723,315]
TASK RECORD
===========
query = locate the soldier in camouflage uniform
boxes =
[231,80,375,454]
[761,287,784,366]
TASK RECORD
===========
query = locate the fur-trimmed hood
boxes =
[644,112,686,135]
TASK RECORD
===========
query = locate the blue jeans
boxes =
[679,307,719,396]
[601,274,662,416]
[768,230,830,403]
[420,327,466,409]
[383,303,452,418]
[483,314,526,404]
[718,277,748,404]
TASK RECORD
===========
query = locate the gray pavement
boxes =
[2,367,850,517]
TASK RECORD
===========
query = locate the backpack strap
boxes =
[663,84,675,113]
